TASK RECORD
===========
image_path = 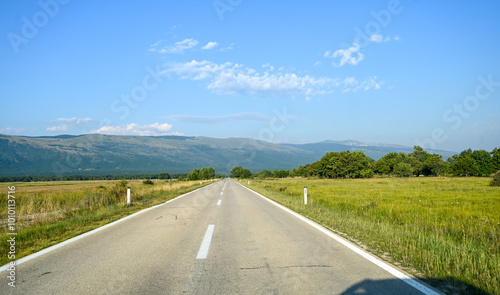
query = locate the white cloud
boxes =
[202,41,218,50]
[162,60,382,97]
[47,125,68,132]
[324,35,401,67]
[0,127,26,134]
[370,34,401,43]
[46,117,92,132]
[223,43,235,51]
[342,76,384,93]
[370,34,383,43]
[313,61,322,67]
[94,123,174,136]
[324,43,364,67]
[262,63,274,71]
[51,117,92,125]
[149,38,199,54]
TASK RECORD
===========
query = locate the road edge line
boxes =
[235,180,441,295]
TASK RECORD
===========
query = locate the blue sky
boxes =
[1,0,499,152]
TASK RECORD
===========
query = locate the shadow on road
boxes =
[340,277,490,295]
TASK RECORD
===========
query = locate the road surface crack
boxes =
[38,272,52,277]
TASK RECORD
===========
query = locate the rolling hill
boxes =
[0,134,456,177]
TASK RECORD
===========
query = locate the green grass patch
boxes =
[244,177,499,295]
[0,179,215,266]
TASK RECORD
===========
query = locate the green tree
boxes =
[292,163,318,177]
[448,154,480,176]
[490,170,500,186]
[422,154,447,176]
[374,152,402,175]
[316,152,337,178]
[158,173,170,180]
[187,168,200,180]
[230,166,252,178]
[315,151,374,179]
[409,146,430,163]
[471,149,494,176]
[273,170,290,178]
[200,167,216,180]
[258,170,273,178]
[409,146,430,176]
[335,151,373,178]
[230,166,243,178]
[491,148,500,171]
[394,162,413,177]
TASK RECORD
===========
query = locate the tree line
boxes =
[0,173,172,183]
[184,167,217,181]
[0,165,227,183]
[0,172,196,183]
[232,146,500,179]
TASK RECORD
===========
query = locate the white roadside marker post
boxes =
[127,187,131,206]
[304,186,308,205]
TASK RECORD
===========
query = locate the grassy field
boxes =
[244,177,499,295]
[0,179,215,266]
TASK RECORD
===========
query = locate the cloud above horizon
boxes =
[46,117,92,132]
[324,43,364,67]
[149,38,199,54]
[202,41,218,50]
[94,122,175,136]
[162,60,383,97]
[325,34,401,66]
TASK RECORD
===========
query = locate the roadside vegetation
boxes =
[186,166,217,181]
[491,170,500,186]
[232,146,500,180]
[0,178,216,265]
[243,177,499,294]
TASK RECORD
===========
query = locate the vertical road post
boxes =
[304,186,308,205]
[127,187,131,206]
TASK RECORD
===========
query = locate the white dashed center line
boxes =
[196,224,215,259]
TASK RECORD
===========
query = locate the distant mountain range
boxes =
[0,134,456,177]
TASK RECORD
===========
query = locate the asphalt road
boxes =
[1,179,435,294]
